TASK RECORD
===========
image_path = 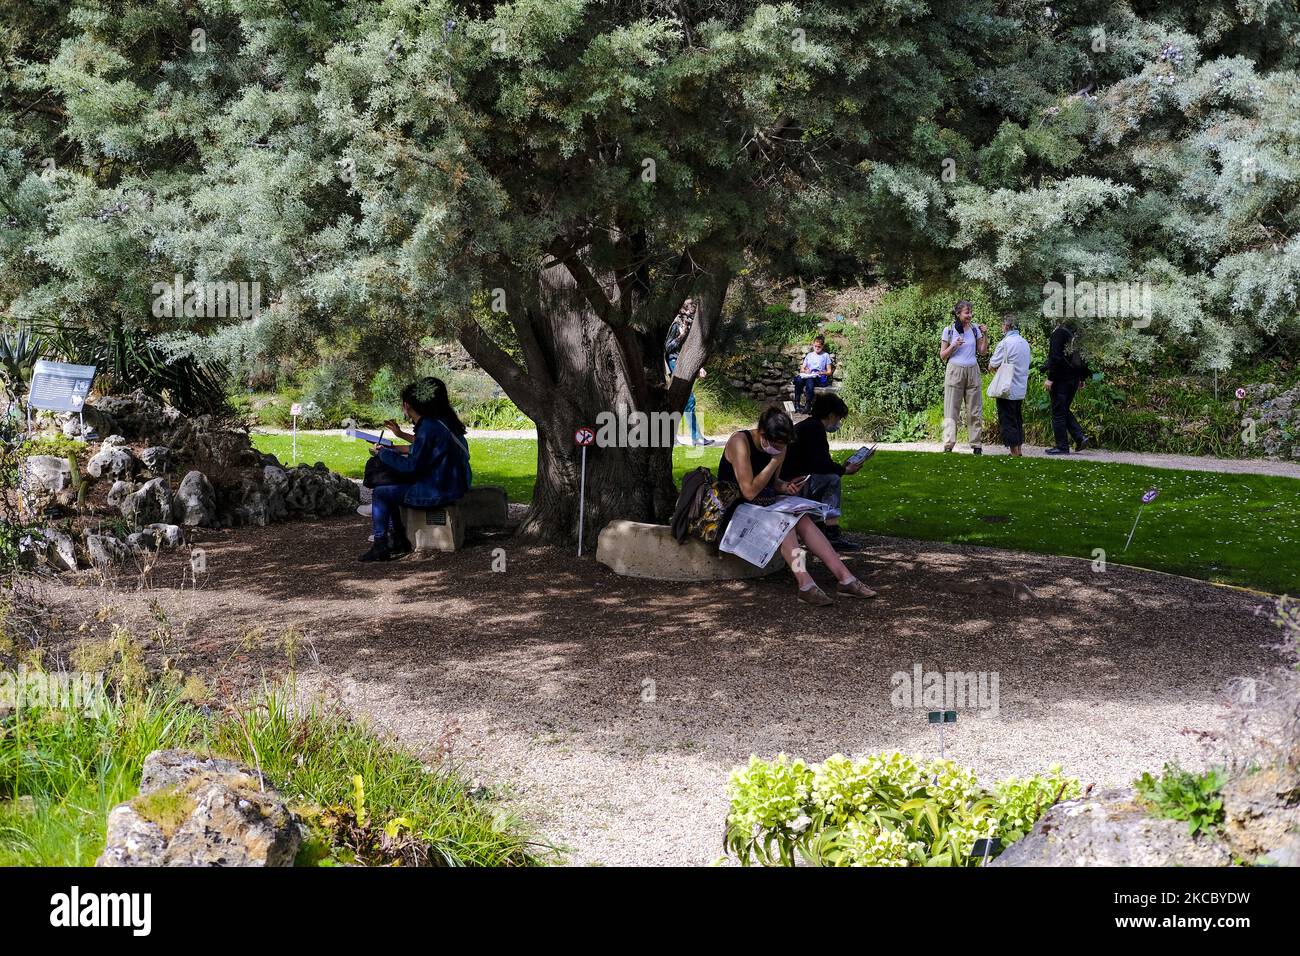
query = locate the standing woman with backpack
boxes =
[1044,320,1092,455]
[939,299,988,454]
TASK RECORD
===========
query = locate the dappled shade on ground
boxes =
[33,515,1288,864]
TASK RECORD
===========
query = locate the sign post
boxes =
[290,402,302,464]
[574,426,595,556]
[26,360,96,438]
[1123,487,1159,553]
[928,709,957,761]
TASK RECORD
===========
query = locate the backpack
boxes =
[1065,329,1087,372]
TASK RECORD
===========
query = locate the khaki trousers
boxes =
[943,362,983,448]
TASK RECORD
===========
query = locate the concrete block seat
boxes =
[400,485,509,553]
[596,519,784,581]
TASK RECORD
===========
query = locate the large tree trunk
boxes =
[456,250,729,543]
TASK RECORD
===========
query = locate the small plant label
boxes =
[1124,486,1159,553]
[574,426,595,556]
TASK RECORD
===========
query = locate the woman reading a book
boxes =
[709,407,875,605]
[360,377,471,562]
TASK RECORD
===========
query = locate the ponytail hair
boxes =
[952,299,974,335]
[400,377,467,437]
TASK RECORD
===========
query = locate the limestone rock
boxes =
[139,446,174,475]
[97,750,299,867]
[44,528,79,572]
[146,523,185,548]
[107,480,138,509]
[84,533,130,569]
[1220,765,1300,864]
[991,788,1232,867]
[219,476,272,527]
[596,519,784,581]
[91,391,182,443]
[121,476,174,529]
[86,443,139,480]
[24,455,72,495]
[173,471,216,527]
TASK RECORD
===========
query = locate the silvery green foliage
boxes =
[2,0,1298,381]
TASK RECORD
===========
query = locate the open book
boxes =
[345,427,394,447]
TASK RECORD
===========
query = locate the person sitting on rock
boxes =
[712,406,875,605]
[779,392,865,552]
[361,377,470,562]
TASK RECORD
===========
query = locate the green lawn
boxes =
[252,433,1300,595]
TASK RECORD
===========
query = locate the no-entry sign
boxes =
[574,426,595,446]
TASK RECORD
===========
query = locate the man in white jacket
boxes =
[988,316,1033,456]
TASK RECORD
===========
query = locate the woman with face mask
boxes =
[713,407,876,605]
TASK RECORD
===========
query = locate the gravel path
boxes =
[33,516,1287,866]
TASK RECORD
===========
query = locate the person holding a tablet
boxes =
[360,377,470,562]
[780,393,869,552]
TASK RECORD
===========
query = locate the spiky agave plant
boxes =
[31,320,229,416]
[0,325,42,400]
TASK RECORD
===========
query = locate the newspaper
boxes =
[719,496,830,567]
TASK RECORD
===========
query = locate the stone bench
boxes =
[596,519,784,581]
[400,485,509,553]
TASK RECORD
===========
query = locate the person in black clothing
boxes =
[779,393,864,552]
[1044,320,1092,455]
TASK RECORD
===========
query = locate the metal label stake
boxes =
[1124,486,1159,553]
[574,426,595,556]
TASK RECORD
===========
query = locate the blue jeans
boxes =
[793,374,832,409]
[668,357,703,442]
[371,484,409,541]
[801,472,842,520]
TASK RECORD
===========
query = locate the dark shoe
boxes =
[797,584,834,606]
[831,537,861,553]
[836,578,877,599]
[972,447,983,455]
[389,535,413,558]
[359,537,392,562]
[1075,435,1091,451]
[698,437,716,446]
[1045,447,1070,456]
[943,443,955,452]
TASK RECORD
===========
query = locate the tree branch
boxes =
[455,317,542,421]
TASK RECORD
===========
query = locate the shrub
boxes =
[301,359,358,427]
[724,751,1080,867]
[752,304,823,347]
[840,285,998,438]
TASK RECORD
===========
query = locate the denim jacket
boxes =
[377,417,470,508]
